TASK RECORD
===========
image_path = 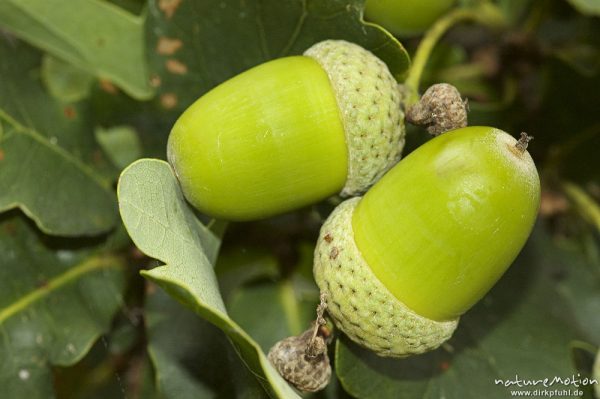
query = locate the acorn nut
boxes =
[365,0,456,37]
[167,40,405,221]
[313,126,541,357]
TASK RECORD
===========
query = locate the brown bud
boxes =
[267,327,331,392]
[406,83,468,136]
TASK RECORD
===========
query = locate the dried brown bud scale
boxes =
[406,83,468,136]
[267,327,331,393]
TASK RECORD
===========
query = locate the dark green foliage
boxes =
[0,0,598,398]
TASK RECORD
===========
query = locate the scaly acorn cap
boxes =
[305,40,405,196]
[313,198,458,357]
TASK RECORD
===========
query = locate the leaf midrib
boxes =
[0,108,112,190]
[0,254,122,325]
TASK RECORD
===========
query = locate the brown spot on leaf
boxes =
[324,233,333,243]
[3,221,17,234]
[63,106,76,119]
[99,79,118,94]
[160,93,178,109]
[166,59,188,75]
[36,280,49,289]
[92,149,104,164]
[156,37,183,55]
[159,0,182,19]
[150,74,162,88]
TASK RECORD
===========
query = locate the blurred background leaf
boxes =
[145,0,409,116]
[145,285,268,399]
[567,0,600,16]
[95,125,143,170]
[0,0,153,99]
[0,38,117,236]
[41,56,95,103]
[0,213,126,399]
[228,280,316,353]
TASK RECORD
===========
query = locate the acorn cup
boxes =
[167,40,405,221]
[313,126,541,357]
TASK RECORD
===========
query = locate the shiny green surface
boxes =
[167,56,348,220]
[365,0,455,37]
[352,127,540,321]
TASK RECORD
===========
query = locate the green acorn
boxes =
[313,126,540,357]
[167,40,404,221]
[365,0,456,37]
